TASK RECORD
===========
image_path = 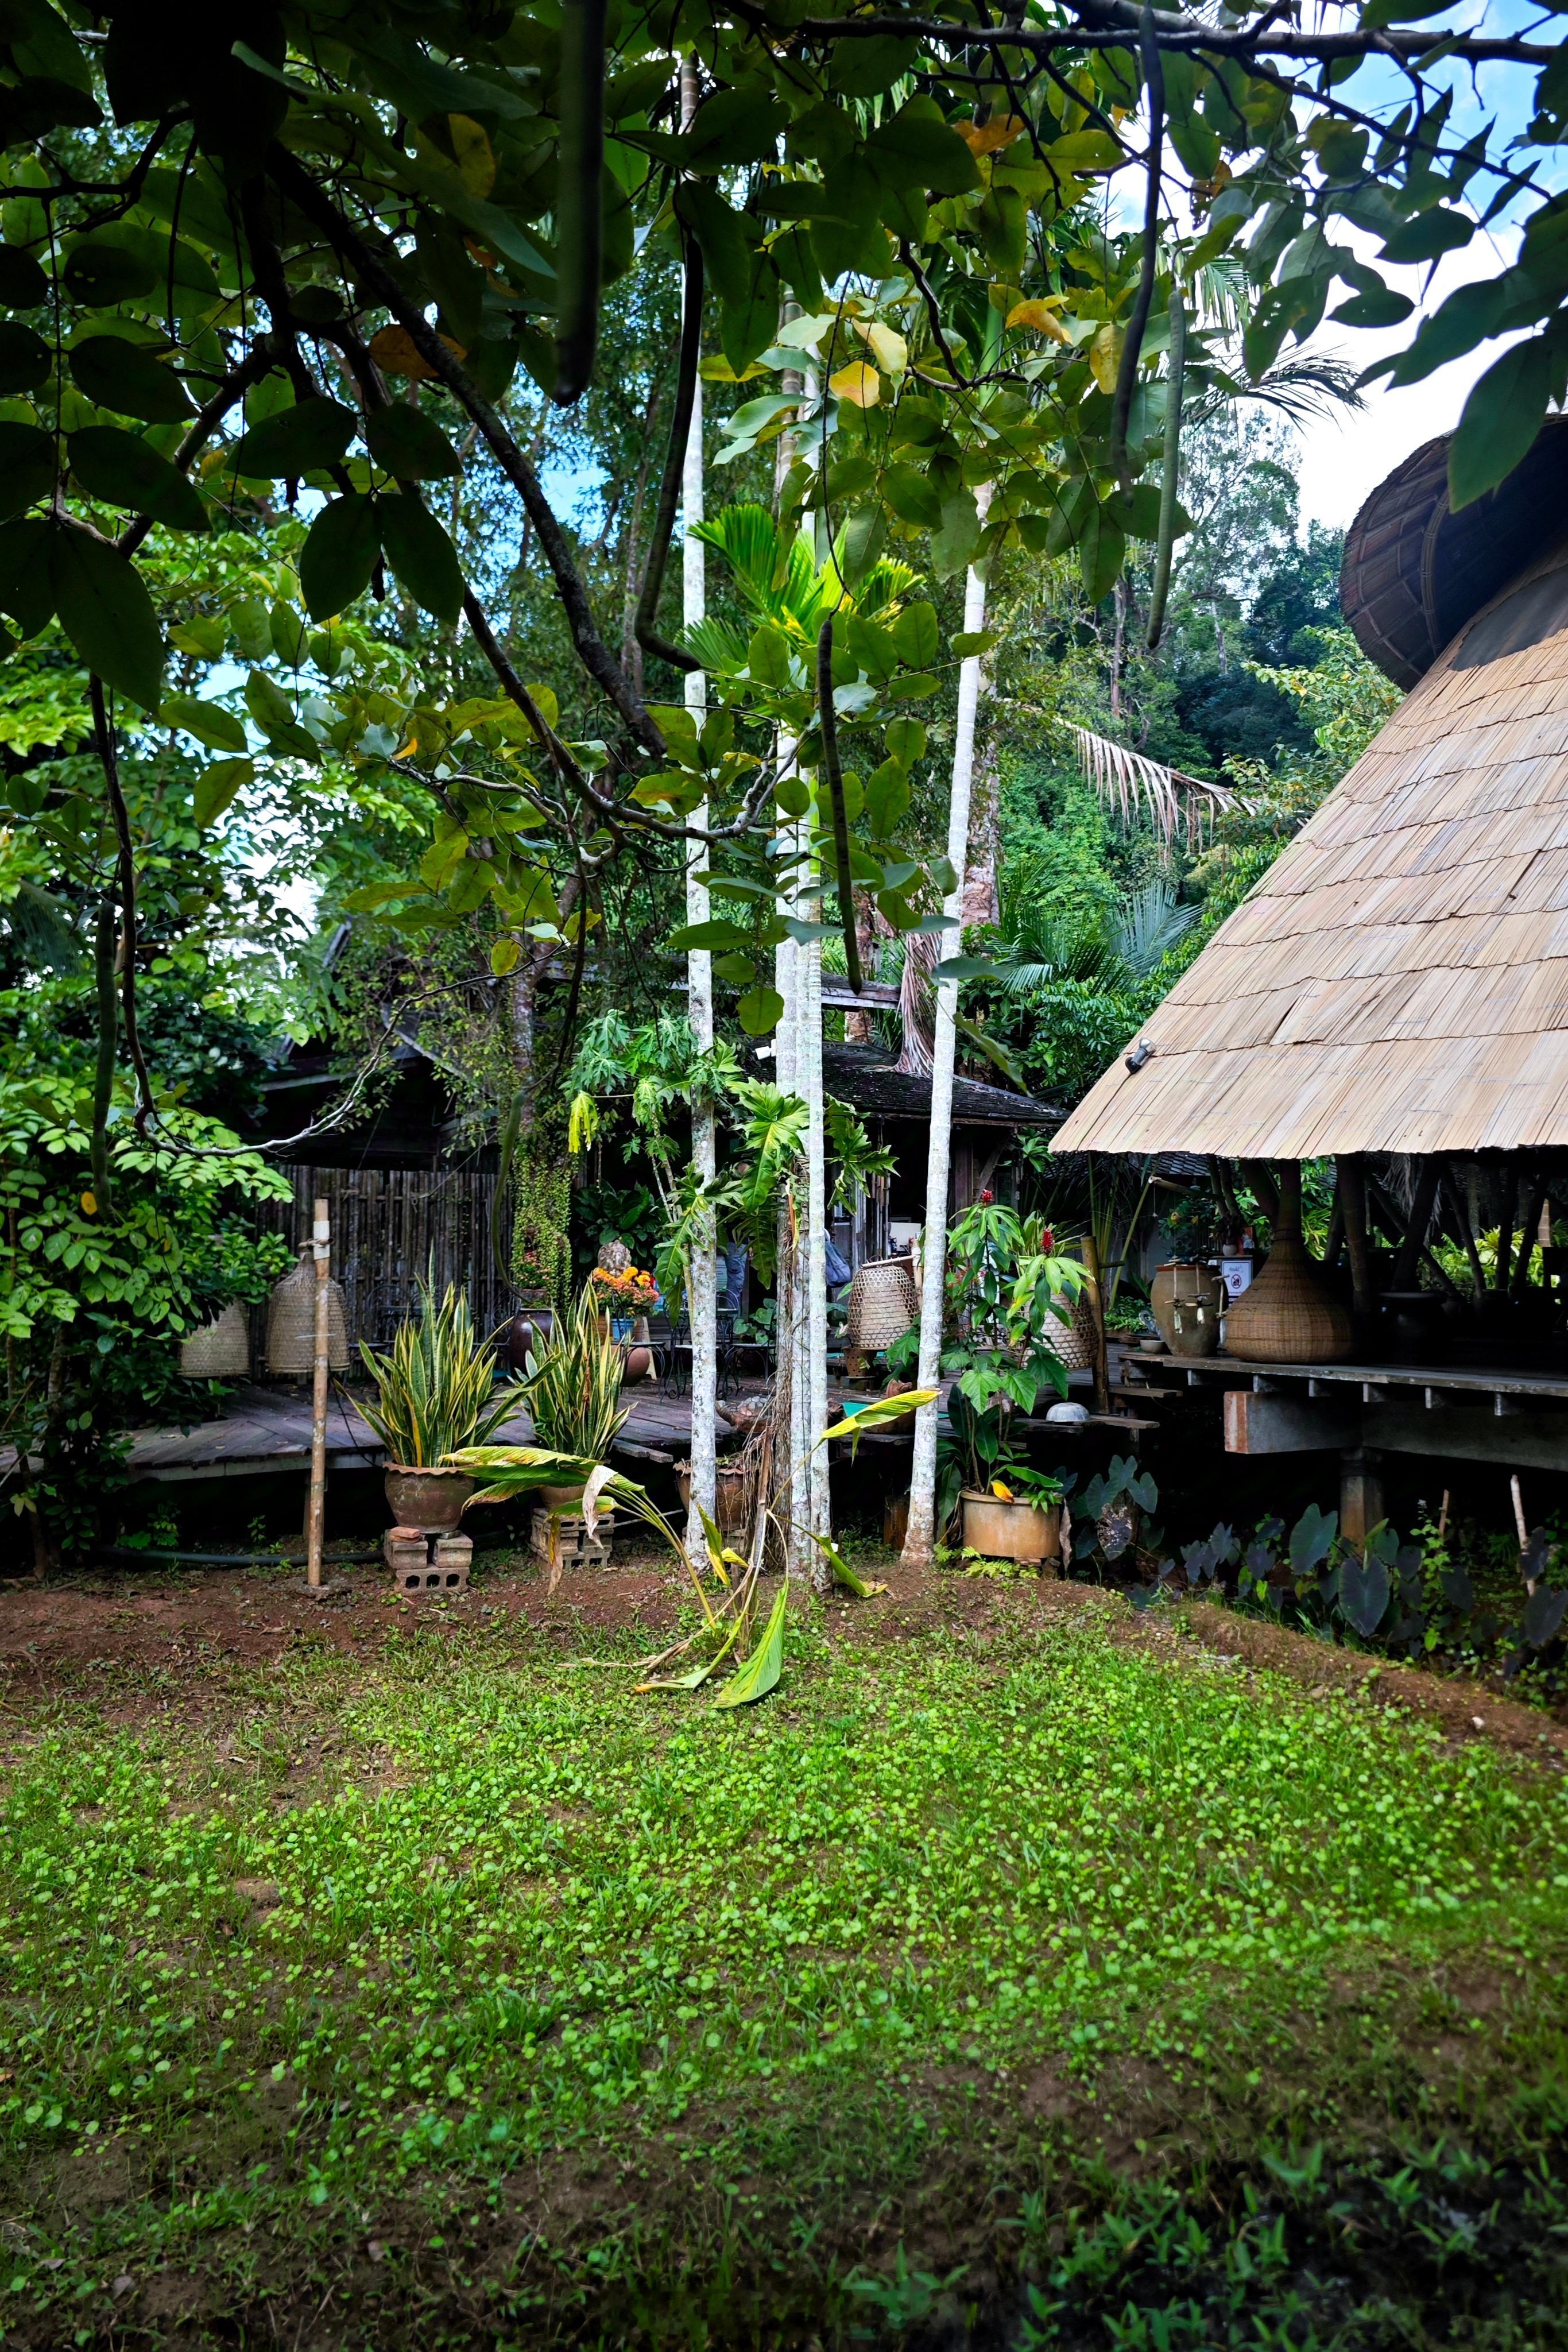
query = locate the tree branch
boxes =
[633,233,703,676]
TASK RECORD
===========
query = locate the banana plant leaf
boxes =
[712,1579,788,1708]
[818,1388,938,1459]
[810,1531,888,1597]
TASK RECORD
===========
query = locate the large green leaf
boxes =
[366,405,461,481]
[162,694,248,755]
[0,321,50,394]
[865,96,978,196]
[711,1579,788,1707]
[300,495,382,621]
[48,524,163,708]
[377,494,464,621]
[891,599,939,668]
[1450,336,1554,509]
[68,335,194,424]
[0,249,48,308]
[0,516,52,637]
[192,756,253,827]
[0,423,55,519]
[230,396,358,479]
[67,426,207,532]
[61,238,157,303]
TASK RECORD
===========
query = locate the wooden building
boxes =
[1052,422,1568,1522]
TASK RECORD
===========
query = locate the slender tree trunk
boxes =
[962,733,1000,931]
[902,493,992,1568]
[802,804,830,1566]
[773,830,803,1572]
[682,55,718,1553]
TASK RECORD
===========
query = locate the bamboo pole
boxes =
[1080,1232,1111,1415]
[902,489,992,1568]
[682,48,718,1552]
[305,1194,330,1589]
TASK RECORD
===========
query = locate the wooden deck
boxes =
[125,1385,719,1484]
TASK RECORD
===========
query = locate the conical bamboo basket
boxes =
[1221,1170,1353,1365]
[265,1249,350,1376]
[178,1299,250,1378]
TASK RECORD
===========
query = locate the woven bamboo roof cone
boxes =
[1051,418,1568,1163]
[265,1248,350,1376]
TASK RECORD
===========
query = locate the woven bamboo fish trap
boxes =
[178,1299,250,1378]
[1053,420,1568,1163]
[1042,1294,1097,1373]
[265,1250,350,1376]
[845,1256,919,1351]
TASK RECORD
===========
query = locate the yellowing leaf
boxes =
[958,114,1028,155]
[857,320,908,374]
[992,1479,1015,1501]
[1007,298,1072,344]
[828,361,880,409]
[448,113,495,198]
[368,325,466,383]
[80,1191,97,1216]
[489,936,521,976]
[1089,320,1123,394]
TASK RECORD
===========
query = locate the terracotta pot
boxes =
[539,1480,586,1510]
[506,1303,555,1374]
[384,1464,477,1531]
[621,1344,653,1383]
[961,1491,1061,1564]
[1168,1268,1225,1357]
[675,1459,750,1531]
[1222,1169,1354,1365]
[1151,1261,1215,1349]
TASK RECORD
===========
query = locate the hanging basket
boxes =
[265,1250,350,1376]
[1041,1292,1097,1374]
[845,1256,919,1352]
[178,1299,250,1379]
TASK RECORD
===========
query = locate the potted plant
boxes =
[929,1197,1087,1560]
[359,1276,525,1529]
[518,1282,632,1506]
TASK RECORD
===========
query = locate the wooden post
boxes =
[1337,1155,1375,1324]
[306,1195,330,1590]
[1339,1447,1384,1548]
[1081,1233,1110,1415]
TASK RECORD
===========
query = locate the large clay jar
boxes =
[1167,1266,1226,1357]
[961,1492,1062,1565]
[506,1303,555,1374]
[384,1464,477,1530]
[1150,1260,1197,1348]
[1222,1167,1354,1364]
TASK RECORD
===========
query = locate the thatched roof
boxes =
[1052,524,1568,1160]
[1341,416,1568,688]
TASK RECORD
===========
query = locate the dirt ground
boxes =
[2,1538,1565,1764]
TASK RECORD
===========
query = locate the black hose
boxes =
[96,1547,383,1567]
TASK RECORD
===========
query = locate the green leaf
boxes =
[489,937,521,976]
[162,694,248,754]
[864,96,979,196]
[61,239,157,303]
[711,1579,788,1706]
[881,462,943,529]
[891,600,939,668]
[366,405,461,481]
[230,396,358,479]
[1380,207,1475,265]
[675,183,754,308]
[270,599,307,668]
[951,628,1001,657]
[229,597,272,662]
[67,426,207,532]
[243,668,317,756]
[866,757,911,835]
[300,495,382,621]
[48,524,164,708]
[192,756,253,828]
[1078,503,1126,605]
[0,321,51,395]
[737,984,785,1036]
[667,916,753,952]
[0,422,55,518]
[0,248,49,308]
[0,516,52,637]
[68,335,195,423]
[931,493,981,579]
[377,493,464,622]
[747,624,793,686]
[1450,336,1554,509]
[884,717,926,763]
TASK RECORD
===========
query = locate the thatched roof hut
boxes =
[1052,432,1568,1162]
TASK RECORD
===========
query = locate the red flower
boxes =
[980,1188,994,1204]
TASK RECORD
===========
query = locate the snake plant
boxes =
[518,1282,630,1462]
[358,1275,523,1467]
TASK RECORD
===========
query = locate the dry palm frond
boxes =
[896,928,939,1078]
[1070,725,1242,852]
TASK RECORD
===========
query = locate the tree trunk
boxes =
[682,51,719,1555]
[903,493,992,1568]
[801,811,830,1570]
[962,730,1000,931]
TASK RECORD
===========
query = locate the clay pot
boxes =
[539,1480,586,1510]
[1150,1260,1198,1348]
[675,1459,750,1531]
[621,1344,653,1383]
[1167,1267,1226,1357]
[384,1464,477,1531]
[506,1303,555,1374]
[1222,1169,1354,1365]
[960,1491,1061,1564]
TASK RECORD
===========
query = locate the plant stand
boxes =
[386,1525,472,1595]
[530,1509,615,1572]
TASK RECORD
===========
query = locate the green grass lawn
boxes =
[3,1592,1568,2346]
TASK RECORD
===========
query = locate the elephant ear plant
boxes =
[357,1275,524,1467]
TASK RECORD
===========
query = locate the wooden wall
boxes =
[261,1165,508,1351]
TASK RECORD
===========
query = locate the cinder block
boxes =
[529,1508,614,1570]
[386,1527,471,1595]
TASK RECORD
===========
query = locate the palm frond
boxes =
[1110,882,1199,978]
[1070,725,1242,852]
[683,615,754,675]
